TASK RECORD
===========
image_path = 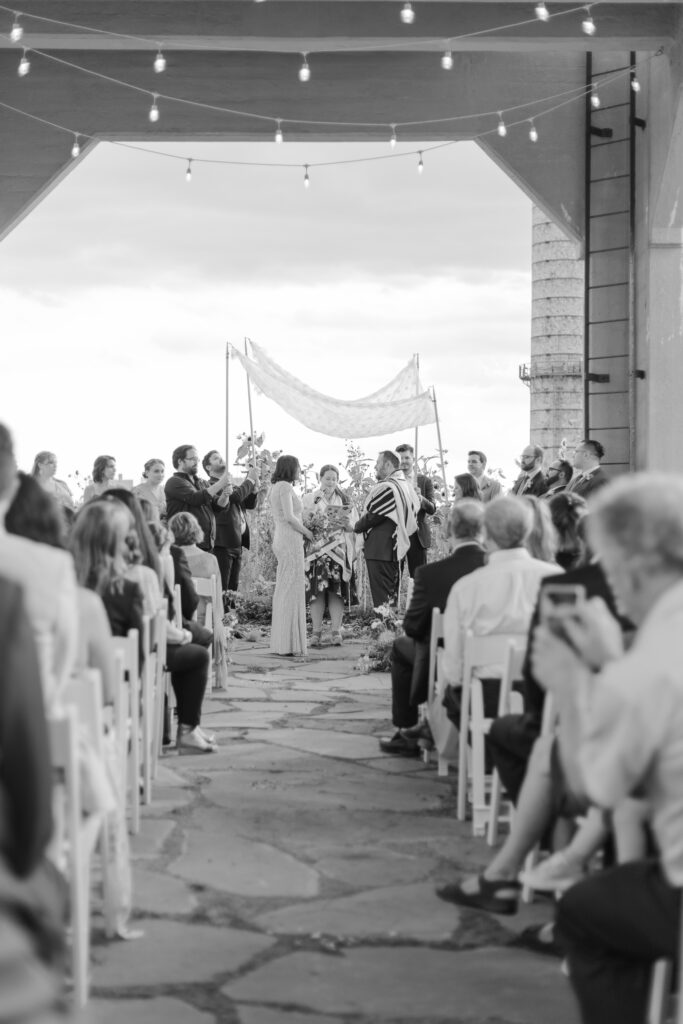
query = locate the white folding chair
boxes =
[456,631,527,830]
[151,603,168,777]
[111,628,141,834]
[192,574,220,693]
[112,648,130,809]
[647,904,683,1024]
[140,615,156,804]
[424,609,459,776]
[487,642,527,845]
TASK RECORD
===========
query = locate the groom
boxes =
[347,451,419,607]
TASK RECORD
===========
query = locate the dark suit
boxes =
[406,473,436,578]
[487,561,631,803]
[390,544,487,728]
[210,476,257,596]
[569,466,610,500]
[354,508,399,607]
[511,470,548,497]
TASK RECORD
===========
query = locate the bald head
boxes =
[484,496,533,550]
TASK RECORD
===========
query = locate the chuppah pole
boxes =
[244,338,257,472]
[413,353,419,487]
[225,342,231,471]
[431,386,449,499]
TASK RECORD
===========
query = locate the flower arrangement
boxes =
[358,601,403,673]
[303,507,346,598]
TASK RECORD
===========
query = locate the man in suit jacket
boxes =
[396,443,436,577]
[467,450,502,503]
[379,500,486,756]
[510,444,548,497]
[566,439,610,500]
[202,451,259,599]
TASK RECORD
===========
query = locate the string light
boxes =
[390,124,397,148]
[497,112,507,137]
[441,49,453,70]
[534,2,549,21]
[149,93,159,122]
[185,158,192,182]
[274,119,284,143]
[590,84,600,108]
[400,3,415,25]
[70,133,80,157]
[298,53,310,83]
[528,118,538,142]
[631,72,641,93]
[303,165,310,188]
[417,151,424,174]
[17,49,29,76]
[153,49,166,73]
[582,7,596,35]
[9,12,22,41]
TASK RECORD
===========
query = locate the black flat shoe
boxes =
[436,875,520,915]
[378,731,420,757]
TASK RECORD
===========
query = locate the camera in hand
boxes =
[540,584,586,640]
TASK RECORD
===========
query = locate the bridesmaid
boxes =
[268,455,313,656]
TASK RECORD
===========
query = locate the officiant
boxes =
[303,465,355,647]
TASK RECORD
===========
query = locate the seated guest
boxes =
[566,439,609,499]
[82,454,117,502]
[543,458,573,499]
[453,472,481,502]
[549,491,587,570]
[0,425,78,712]
[466,450,501,503]
[378,500,486,757]
[30,450,75,522]
[532,474,683,1024]
[510,444,548,497]
[522,495,559,563]
[132,458,167,524]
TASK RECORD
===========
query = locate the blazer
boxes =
[511,471,548,498]
[354,511,396,562]
[212,477,257,550]
[165,473,215,550]
[570,466,609,500]
[404,543,487,705]
[414,474,436,550]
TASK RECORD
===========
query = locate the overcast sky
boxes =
[1,137,532,494]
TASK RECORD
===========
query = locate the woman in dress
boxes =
[133,458,167,524]
[30,450,75,521]
[453,473,482,502]
[303,464,354,647]
[269,455,314,656]
[82,454,117,503]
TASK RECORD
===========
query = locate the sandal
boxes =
[331,631,343,646]
[310,632,322,648]
[436,874,520,915]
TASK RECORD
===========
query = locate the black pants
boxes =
[165,643,210,728]
[405,532,427,578]
[391,635,419,728]
[214,545,243,597]
[365,558,399,608]
[556,861,681,1024]
[486,712,540,805]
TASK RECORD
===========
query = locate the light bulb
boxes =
[390,125,397,148]
[417,152,424,174]
[534,2,549,21]
[154,49,166,73]
[17,50,29,76]
[149,95,160,122]
[441,50,453,70]
[400,3,415,25]
[497,112,507,137]
[591,85,600,109]
[10,15,22,42]
[185,160,192,182]
[631,73,641,93]
[274,120,283,143]
[71,134,80,158]
[303,165,310,189]
[528,119,538,143]
[298,54,310,82]
[582,8,596,35]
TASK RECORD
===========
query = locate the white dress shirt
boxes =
[441,548,562,686]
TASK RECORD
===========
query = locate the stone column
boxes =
[528,207,584,463]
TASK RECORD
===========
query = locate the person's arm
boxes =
[420,477,436,516]
[353,510,387,533]
[403,567,431,641]
[280,486,313,539]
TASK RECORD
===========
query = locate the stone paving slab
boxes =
[256,728,387,760]
[132,867,198,916]
[91,996,215,1023]
[224,947,579,1023]
[93,921,274,988]
[130,819,176,859]
[238,1009,344,1024]
[314,850,436,888]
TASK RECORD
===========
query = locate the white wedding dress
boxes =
[269,481,307,655]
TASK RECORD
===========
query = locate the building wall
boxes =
[529,207,585,463]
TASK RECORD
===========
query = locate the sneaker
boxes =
[196,725,217,745]
[176,726,217,755]
[310,632,322,648]
[519,851,584,893]
[331,632,343,646]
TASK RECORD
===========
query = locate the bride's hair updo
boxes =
[271,455,300,484]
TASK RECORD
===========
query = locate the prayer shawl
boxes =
[363,471,419,560]
[303,489,357,581]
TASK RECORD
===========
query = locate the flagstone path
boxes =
[89,638,579,1024]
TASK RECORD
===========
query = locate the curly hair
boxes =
[168,511,204,546]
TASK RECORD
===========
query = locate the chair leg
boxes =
[457,684,470,820]
[487,770,502,846]
[521,845,540,904]
[437,756,449,777]
[647,959,672,1024]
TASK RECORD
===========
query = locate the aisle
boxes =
[90,639,579,1024]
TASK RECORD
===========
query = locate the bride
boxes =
[269,455,314,656]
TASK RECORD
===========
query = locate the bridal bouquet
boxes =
[303,507,345,595]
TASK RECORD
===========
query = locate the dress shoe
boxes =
[402,721,433,743]
[436,874,520,915]
[378,731,420,757]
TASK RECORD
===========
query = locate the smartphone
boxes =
[540,584,586,638]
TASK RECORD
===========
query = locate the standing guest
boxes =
[269,455,314,657]
[543,459,574,499]
[566,439,609,499]
[133,458,167,524]
[549,491,587,570]
[379,500,487,757]
[202,450,258,600]
[346,451,419,609]
[164,445,231,552]
[30,450,75,521]
[303,464,354,647]
[467,450,502,503]
[510,444,548,497]
[82,454,117,503]
[453,473,482,502]
[522,495,559,564]
[395,443,436,578]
